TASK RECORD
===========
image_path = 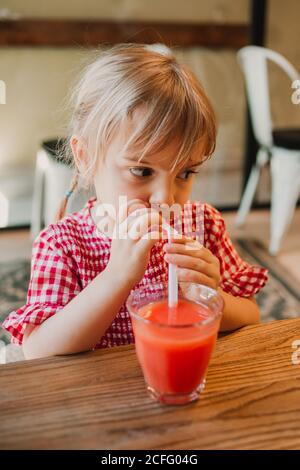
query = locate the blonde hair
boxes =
[57,43,217,219]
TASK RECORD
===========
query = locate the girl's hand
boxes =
[107,199,162,287]
[163,237,221,290]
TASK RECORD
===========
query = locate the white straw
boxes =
[162,222,178,308]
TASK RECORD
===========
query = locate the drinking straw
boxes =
[162,222,178,309]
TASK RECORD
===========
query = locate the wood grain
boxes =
[0,19,249,48]
[1,319,300,450]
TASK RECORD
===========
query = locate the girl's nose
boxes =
[149,186,175,207]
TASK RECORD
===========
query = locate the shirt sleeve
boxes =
[203,204,268,297]
[1,227,81,345]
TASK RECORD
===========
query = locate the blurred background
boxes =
[0,0,299,356]
[0,0,300,223]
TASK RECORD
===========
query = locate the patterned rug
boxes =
[235,239,299,322]
[0,260,31,346]
[0,239,299,348]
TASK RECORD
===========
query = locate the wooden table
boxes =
[1,318,300,450]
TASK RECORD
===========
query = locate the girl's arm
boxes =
[23,265,132,359]
[23,206,161,359]
[218,289,260,331]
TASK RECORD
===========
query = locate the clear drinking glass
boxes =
[127,282,224,405]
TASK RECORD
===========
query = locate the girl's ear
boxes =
[70,135,88,176]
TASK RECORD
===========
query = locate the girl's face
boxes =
[92,112,204,214]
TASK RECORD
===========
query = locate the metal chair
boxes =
[236,46,300,255]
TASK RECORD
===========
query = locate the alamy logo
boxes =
[291,340,300,365]
[0,79,6,104]
[291,80,300,105]
[0,340,6,363]
[93,196,204,245]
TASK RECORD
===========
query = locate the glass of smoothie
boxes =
[126,282,224,405]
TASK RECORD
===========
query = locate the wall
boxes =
[0,0,249,174]
[0,0,299,210]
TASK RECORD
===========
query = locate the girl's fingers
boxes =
[118,199,149,224]
[127,200,150,216]
[127,207,151,227]
[164,253,217,278]
[164,241,213,264]
[127,206,163,228]
[118,207,161,239]
[176,268,216,289]
[128,210,161,240]
[138,221,163,250]
[168,235,196,245]
[138,230,162,250]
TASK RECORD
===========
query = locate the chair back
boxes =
[237,46,299,148]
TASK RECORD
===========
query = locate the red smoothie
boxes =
[131,298,220,396]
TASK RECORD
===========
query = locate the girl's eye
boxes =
[130,167,154,178]
[177,169,199,180]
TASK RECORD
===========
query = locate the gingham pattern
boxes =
[2,198,268,348]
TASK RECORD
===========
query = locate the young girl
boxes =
[2,44,268,359]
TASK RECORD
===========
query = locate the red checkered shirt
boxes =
[2,198,268,348]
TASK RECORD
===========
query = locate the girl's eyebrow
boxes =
[123,156,203,168]
[124,156,153,165]
[184,161,203,168]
